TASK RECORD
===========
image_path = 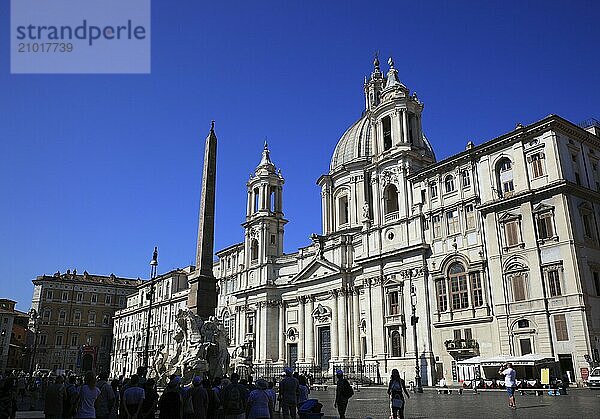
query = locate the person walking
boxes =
[219,373,248,419]
[297,376,310,412]
[334,370,353,419]
[387,369,410,419]
[44,375,65,419]
[499,363,517,409]
[75,371,101,419]
[246,379,273,419]
[278,368,299,419]
[96,372,116,419]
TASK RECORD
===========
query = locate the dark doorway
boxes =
[558,354,574,382]
[82,354,94,372]
[288,344,297,369]
[319,327,331,370]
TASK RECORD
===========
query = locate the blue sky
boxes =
[1,1,599,311]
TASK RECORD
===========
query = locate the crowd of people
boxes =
[0,367,361,419]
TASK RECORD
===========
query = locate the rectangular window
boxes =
[39,335,47,345]
[436,280,448,312]
[530,153,545,178]
[88,312,96,326]
[91,294,97,304]
[520,338,532,355]
[503,180,514,194]
[450,275,469,310]
[433,215,441,238]
[76,292,83,302]
[465,205,475,230]
[382,116,392,150]
[247,314,255,334]
[512,274,526,301]
[504,220,520,247]
[453,329,462,340]
[470,272,483,307]
[430,182,438,199]
[554,314,569,341]
[105,294,112,305]
[339,196,349,226]
[548,269,562,297]
[59,311,66,324]
[446,210,459,235]
[537,212,554,240]
[462,170,471,188]
[594,272,600,297]
[70,334,78,347]
[55,335,63,346]
[388,291,400,315]
[46,290,53,301]
[61,291,68,302]
[463,328,472,341]
[583,213,594,238]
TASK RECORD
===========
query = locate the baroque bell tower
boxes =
[243,143,287,284]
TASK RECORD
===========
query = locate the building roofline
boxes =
[409,114,600,181]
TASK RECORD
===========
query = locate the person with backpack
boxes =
[246,379,273,419]
[334,370,353,419]
[44,375,65,419]
[63,375,79,419]
[219,373,248,419]
[387,369,410,419]
[96,372,116,419]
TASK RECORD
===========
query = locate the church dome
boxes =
[329,113,372,172]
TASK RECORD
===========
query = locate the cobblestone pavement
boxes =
[299,387,600,419]
[15,387,600,418]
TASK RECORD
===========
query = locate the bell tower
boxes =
[243,142,287,278]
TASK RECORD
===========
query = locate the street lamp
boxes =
[408,270,423,393]
[142,247,158,373]
[28,308,40,375]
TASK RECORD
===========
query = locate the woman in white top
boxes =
[75,372,101,419]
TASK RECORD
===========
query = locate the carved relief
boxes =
[312,303,332,323]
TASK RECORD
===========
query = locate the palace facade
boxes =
[213,57,600,385]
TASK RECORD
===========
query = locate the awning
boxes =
[457,354,556,366]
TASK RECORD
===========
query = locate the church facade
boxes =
[213,57,600,385]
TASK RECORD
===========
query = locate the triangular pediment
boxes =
[383,273,402,287]
[498,212,520,222]
[533,203,554,213]
[290,258,342,283]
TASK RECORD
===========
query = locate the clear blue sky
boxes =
[1,1,599,311]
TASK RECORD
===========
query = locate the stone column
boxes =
[255,303,262,362]
[298,297,305,362]
[338,289,348,361]
[260,302,268,362]
[330,290,339,361]
[402,110,409,143]
[305,296,315,365]
[278,302,286,363]
[352,288,361,360]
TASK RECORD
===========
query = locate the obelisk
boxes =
[188,121,218,318]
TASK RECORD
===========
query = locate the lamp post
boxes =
[409,270,423,393]
[142,247,158,372]
[28,308,40,375]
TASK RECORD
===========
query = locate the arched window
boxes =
[445,175,455,193]
[222,311,230,340]
[449,263,469,310]
[496,158,514,196]
[382,116,392,150]
[250,239,259,261]
[391,330,402,357]
[384,184,399,215]
[338,195,349,226]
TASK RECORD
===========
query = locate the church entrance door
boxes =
[288,343,297,368]
[319,327,331,370]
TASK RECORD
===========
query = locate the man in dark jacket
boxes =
[279,368,299,419]
[220,373,248,419]
[334,370,353,419]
